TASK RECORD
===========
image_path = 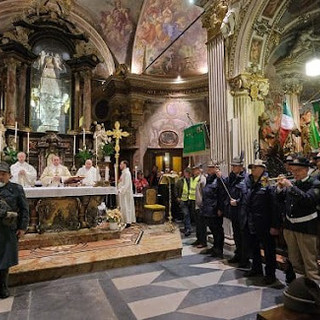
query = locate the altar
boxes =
[25,186,117,233]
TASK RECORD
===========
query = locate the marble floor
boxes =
[0,233,287,320]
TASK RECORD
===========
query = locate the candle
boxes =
[82,128,86,147]
[14,122,17,144]
[96,165,100,181]
[114,163,118,188]
[27,132,30,154]
[135,166,138,181]
[105,165,109,181]
[73,135,76,156]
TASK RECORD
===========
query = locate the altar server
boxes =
[118,160,136,227]
[40,155,71,187]
[76,159,101,186]
[10,152,37,187]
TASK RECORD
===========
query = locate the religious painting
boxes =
[262,0,282,19]
[159,130,179,147]
[132,0,207,77]
[78,0,143,65]
[30,39,71,134]
[250,38,263,64]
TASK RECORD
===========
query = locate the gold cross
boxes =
[106,121,129,182]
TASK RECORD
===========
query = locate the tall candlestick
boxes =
[27,132,30,154]
[114,163,118,188]
[95,136,98,156]
[73,135,76,156]
[82,128,86,147]
[105,165,109,181]
[14,122,17,144]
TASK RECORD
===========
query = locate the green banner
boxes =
[183,123,208,156]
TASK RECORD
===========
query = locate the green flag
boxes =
[313,101,320,129]
[183,123,209,156]
[309,115,320,149]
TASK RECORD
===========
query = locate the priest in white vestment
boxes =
[10,152,37,187]
[118,160,136,227]
[40,155,71,187]
[76,159,101,186]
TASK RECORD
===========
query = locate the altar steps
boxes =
[10,223,182,286]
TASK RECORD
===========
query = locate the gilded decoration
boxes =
[30,0,74,18]
[202,0,228,41]
[229,73,269,101]
[2,27,30,49]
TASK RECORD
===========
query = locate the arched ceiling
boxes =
[0,0,207,79]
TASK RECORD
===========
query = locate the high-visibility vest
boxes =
[181,176,200,201]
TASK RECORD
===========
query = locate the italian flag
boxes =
[279,101,294,146]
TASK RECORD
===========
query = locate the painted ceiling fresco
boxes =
[77,0,207,77]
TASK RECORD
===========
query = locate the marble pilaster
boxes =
[229,73,269,165]
[82,69,92,131]
[73,72,81,130]
[5,57,17,126]
[17,63,27,126]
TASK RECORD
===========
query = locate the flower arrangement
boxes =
[76,146,93,165]
[106,208,122,223]
[101,141,114,157]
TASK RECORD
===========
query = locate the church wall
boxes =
[134,97,208,171]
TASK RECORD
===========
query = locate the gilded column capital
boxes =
[202,0,228,41]
[229,73,269,101]
[280,74,303,95]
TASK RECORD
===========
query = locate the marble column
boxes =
[229,73,269,165]
[82,69,92,131]
[17,63,27,126]
[281,75,303,153]
[5,57,18,126]
[73,72,81,131]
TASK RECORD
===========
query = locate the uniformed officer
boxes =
[0,162,29,299]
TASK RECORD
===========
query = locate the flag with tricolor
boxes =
[279,101,294,146]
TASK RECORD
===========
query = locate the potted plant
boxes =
[106,208,122,230]
[76,146,93,166]
[101,141,114,162]
[3,147,18,165]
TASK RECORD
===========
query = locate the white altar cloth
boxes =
[24,186,118,199]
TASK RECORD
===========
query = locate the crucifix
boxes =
[106,121,129,187]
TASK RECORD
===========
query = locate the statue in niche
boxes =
[31,49,70,133]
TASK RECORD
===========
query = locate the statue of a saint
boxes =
[0,117,7,152]
[93,122,109,160]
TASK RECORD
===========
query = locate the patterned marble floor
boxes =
[0,235,286,320]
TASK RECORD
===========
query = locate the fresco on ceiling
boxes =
[78,0,143,65]
[250,38,263,64]
[262,0,282,19]
[132,0,207,77]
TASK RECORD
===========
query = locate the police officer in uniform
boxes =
[242,159,280,285]
[277,156,320,281]
[0,162,29,299]
[222,155,249,267]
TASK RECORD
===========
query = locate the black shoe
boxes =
[243,269,263,277]
[125,223,131,228]
[228,256,240,264]
[190,240,200,246]
[211,250,223,259]
[200,247,214,255]
[184,230,191,237]
[0,285,9,299]
[263,275,277,285]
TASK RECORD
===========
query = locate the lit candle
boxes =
[114,163,118,188]
[73,135,76,156]
[105,165,109,181]
[14,122,17,144]
[82,128,86,147]
[27,132,30,154]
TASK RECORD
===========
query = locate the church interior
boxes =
[1,0,320,319]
